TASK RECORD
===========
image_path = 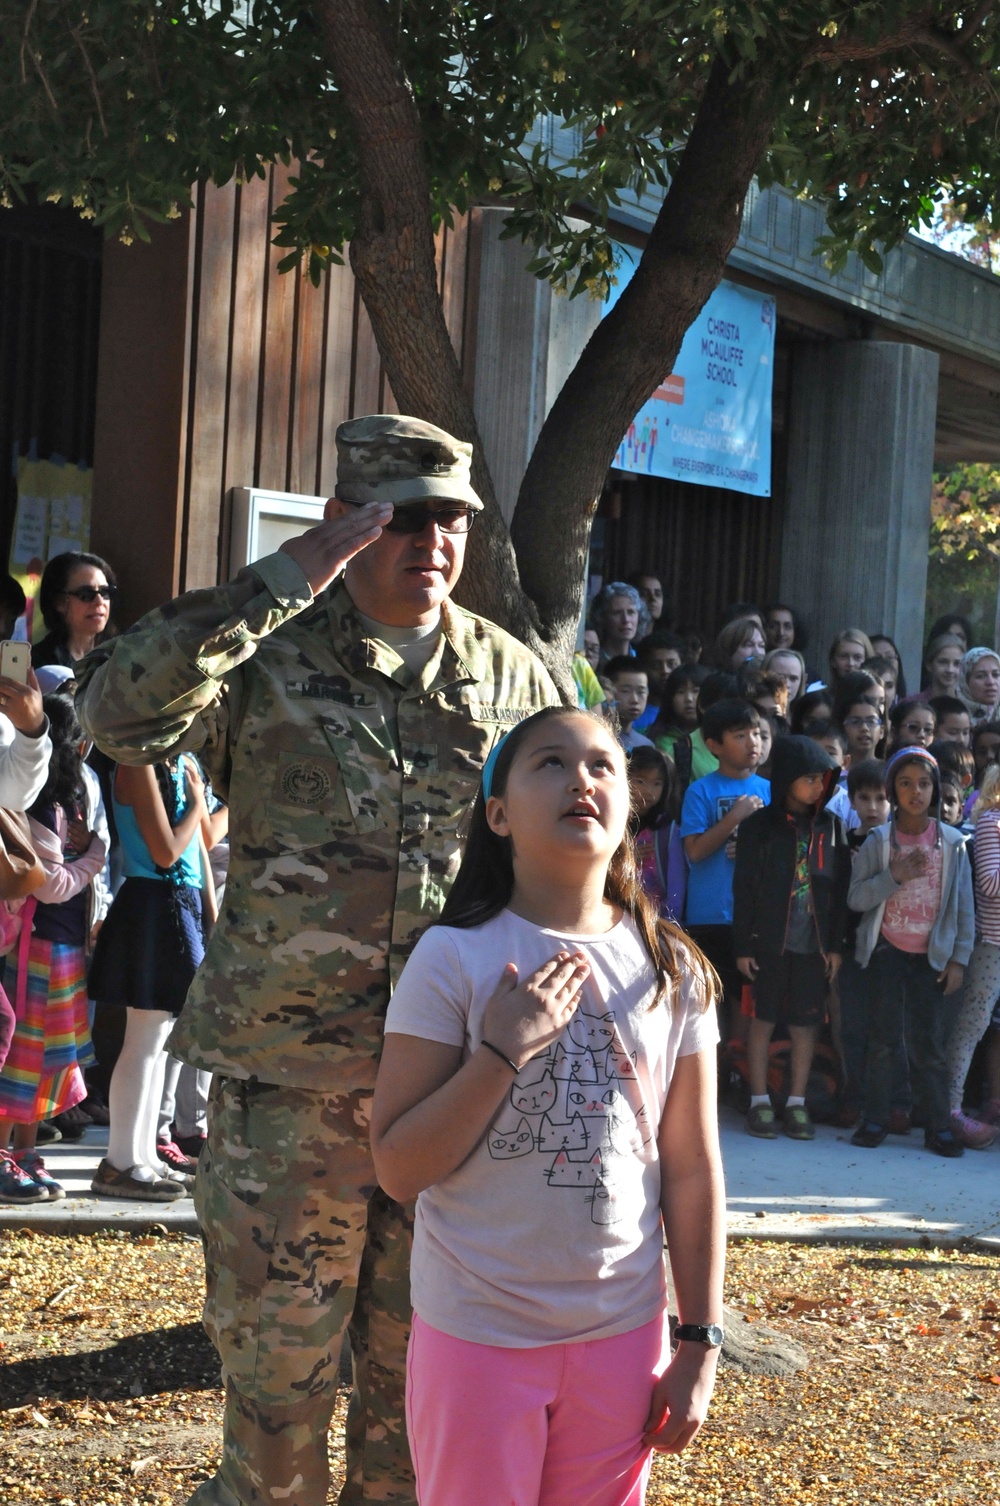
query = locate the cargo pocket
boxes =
[322,721,398,834]
[198,1161,279,1396]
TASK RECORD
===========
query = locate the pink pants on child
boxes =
[406,1310,670,1506]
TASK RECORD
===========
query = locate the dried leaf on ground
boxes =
[0,1231,998,1503]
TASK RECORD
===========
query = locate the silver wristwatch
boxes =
[673,1322,724,1347]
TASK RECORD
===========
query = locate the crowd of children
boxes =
[0,570,228,1205]
[587,585,1000,1157]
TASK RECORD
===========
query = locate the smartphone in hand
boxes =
[0,640,30,684]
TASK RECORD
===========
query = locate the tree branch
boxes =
[71,25,108,138]
[311,0,548,660]
[21,0,58,113]
[510,52,783,632]
[809,7,988,71]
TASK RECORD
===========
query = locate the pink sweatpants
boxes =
[406,1311,670,1506]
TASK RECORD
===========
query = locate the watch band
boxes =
[673,1322,724,1347]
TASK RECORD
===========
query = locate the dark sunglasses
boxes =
[62,585,115,603]
[343,499,477,535]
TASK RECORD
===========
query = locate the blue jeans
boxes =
[862,940,949,1132]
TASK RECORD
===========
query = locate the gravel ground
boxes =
[0,1228,998,1504]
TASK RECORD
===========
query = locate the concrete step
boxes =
[0,1125,199,1232]
[2,1105,998,1248]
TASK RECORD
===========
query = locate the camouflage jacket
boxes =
[77,552,561,1091]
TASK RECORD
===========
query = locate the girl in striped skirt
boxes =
[0,692,110,1203]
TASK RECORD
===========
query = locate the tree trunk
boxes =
[312,0,563,676]
[316,4,783,701]
[510,55,783,637]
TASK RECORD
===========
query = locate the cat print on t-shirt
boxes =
[566,1008,615,1053]
[487,1117,534,1160]
[509,1066,558,1115]
[487,1006,652,1224]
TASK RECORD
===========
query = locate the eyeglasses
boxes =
[61,585,115,603]
[901,722,933,735]
[845,717,881,730]
[344,499,477,534]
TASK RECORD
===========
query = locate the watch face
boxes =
[705,1324,724,1346]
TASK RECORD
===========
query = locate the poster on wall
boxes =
[8,458,93,641]
[605,245,775,498]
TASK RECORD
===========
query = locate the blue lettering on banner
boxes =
[604,244,775,499]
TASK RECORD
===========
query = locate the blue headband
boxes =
[481,732,510,800]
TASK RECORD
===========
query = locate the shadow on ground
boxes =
[840,1252,993,1273]
[0,1322,221,1407]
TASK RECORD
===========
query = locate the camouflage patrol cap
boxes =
[334,414,483,509]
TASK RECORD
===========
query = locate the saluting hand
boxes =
[280,502,394,595]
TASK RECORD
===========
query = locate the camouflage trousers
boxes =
[186,1078,415,1506]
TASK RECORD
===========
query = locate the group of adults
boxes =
[579,575,1000,733]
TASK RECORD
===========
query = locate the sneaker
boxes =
[951,1110,998,1149]
[160,1167,197,1192]
[887,1109,912,1135]
[746,1103,778,1139]
[36,1121,62,1145]
[925,1128,964,1158]
[157,1139,199,1176]
[783,1104,815,1141]
[79,1094,110,1126]
[851,1122,888,1149]
[0,1149,47,1204]
[174,1131,207,1160]
[90,1158,185,1202]
[49,1105,92,1143]
[13,1150,65,1201]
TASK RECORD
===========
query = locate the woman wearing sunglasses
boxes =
[32,552,117,671]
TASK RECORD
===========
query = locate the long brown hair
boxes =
[437,707,716,1011]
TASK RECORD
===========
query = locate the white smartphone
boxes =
[0,640,30,684]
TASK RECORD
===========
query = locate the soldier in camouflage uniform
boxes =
[76,415,561,1506]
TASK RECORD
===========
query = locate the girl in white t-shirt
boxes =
[372,706,725,1506]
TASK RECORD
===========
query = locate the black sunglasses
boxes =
[343,499,477,535]
[62,585,115,603]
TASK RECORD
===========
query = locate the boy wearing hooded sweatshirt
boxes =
[734,736,852,1141]
[848,747,974,1157]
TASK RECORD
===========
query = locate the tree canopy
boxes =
[6,3,1000,277]
[4,2,1000,681]
[928,462,1000,647]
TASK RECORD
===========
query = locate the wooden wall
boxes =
[91,165,477,617]
[91,218,192,624]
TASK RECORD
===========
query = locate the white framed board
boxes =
[229,487,328,576]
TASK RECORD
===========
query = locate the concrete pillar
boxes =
[472,208,603,524]
[780,340,939,691]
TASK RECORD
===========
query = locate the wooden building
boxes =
[3,168,1000,684]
